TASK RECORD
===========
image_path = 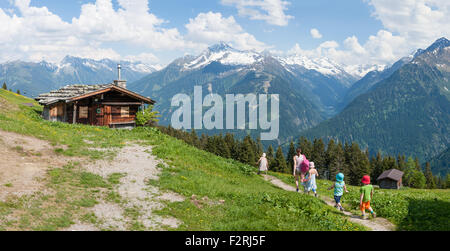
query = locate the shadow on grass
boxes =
[398,198,450,231]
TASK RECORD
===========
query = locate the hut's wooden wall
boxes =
[63,90,143,127]
[44,103,66,122]
[379,179,399,189]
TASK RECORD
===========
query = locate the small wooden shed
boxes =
[35,80,155,129]
[377,169,404,189]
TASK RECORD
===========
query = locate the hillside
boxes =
[429,147,450,177]
[0,88,365,231]
[1,88,449,231]
[337,55,412,111]
[301,38,450,173]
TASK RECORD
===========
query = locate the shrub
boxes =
[136,105,160,127]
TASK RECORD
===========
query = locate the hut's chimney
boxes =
[117,64,121,80]
[114,63,127,89]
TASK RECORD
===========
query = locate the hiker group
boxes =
[257,148,376,220]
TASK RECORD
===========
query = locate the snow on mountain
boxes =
[183,42,264,71]
[56,56,156,74]
[166,42,385,82]
[279,54,347,76]
[343,64,387,78]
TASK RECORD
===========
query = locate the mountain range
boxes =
[1,38,448,175]
[301,37,450,172]
[127,42,377,144]
[0,56,156,97]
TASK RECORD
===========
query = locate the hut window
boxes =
[121,106,129,117]
[79,106,88,119]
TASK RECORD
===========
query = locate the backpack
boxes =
[300,155,310,173]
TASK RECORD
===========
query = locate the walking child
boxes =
[328,173,348,211]
[303,162,319,197]
[360,175,376,220]
[257,153,269,175]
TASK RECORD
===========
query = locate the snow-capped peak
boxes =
[183,43,264,70]
[280,53,349,76]
[208,42,235,53]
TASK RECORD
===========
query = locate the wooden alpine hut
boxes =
[377,169,404,189]
[35,64,155,129]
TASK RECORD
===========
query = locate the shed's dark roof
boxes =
[377,169,404,181]
[35,84,155,105]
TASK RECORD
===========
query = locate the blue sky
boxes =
[0,0,448,68]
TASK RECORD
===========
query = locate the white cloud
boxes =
[0,0,198,64]
[185,12,269,52]
[71,0,191,50]
[123,52,160,65]
[310,28,322,39]
[285,0,449,72]
[221,0,293,26]
[367,0,450,48]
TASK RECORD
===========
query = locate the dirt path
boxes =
[0,130,74,201]
[67,144,184,231]
[262,174,396,231]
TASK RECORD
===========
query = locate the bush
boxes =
[136,105,160,127]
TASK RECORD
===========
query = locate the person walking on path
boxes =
[360,175,376,220]
[303,162,319,197]
[293,148,305,192]
[328,173,348,211]
[257,153,269,175]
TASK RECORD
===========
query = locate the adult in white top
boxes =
[293,148,305,192]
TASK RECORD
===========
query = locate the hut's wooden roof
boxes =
[35,84,155,105]
[377,169,404,181]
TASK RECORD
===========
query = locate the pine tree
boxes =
[237,137,256,166]
[424,162,436,189]
[297,136,312,158]
[190,129,199,148]
[266,145,275,171]
[16,90,20,95]
[345,142,371,185]
[2,82,6,90]
[224,133,237,159]
[243,135,257,165]
[256,137,263,158]
[328,142,347,182]
[274,146,288,173]
[205,136,218,156]
[311,138,326,178]
[381,156,397,173]
[370,151,384,183]
[216,135,231,159]
[200,133,208,150]
[325,139,337,180]
[414,157,422,171]
[397,154,407,172]
[444,173,450,189]
[286,141,296,172]
[404,157,426,188]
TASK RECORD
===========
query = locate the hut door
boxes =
[103,106,112,127]
[93,105,103,126]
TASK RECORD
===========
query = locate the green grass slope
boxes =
[0,89,366,231]
[271,172,450,231]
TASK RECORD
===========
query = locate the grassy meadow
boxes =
[271,172,450,231]
[0,88,448,231]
